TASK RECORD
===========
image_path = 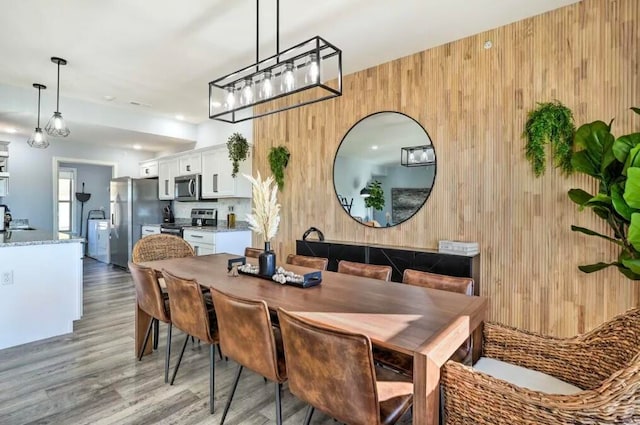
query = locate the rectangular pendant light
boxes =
[401,145,436,167]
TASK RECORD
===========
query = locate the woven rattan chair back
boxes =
[132,234,195,263]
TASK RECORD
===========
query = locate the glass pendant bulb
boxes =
[421,148,428,162]
[259,71,274,100]
[409,150,415,163]
[280,62,296,93]
[224,86,237,111]
[240,78,254,106]
[304,53,320,85]
[46,57,70,137]
[27,127,49,149]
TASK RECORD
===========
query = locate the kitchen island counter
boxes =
[0,230,84,247]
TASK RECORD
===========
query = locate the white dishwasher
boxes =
[87,219,110,263]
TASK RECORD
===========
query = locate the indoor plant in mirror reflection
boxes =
[243,172,280,276]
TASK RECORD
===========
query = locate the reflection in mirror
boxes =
[333,111,436,227]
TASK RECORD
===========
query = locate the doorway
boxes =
[57,168,76,233]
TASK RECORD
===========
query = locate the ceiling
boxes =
[0,0,578,149]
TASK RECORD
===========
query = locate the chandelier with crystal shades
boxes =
[208,0,342,123]
[27,83,49,149]
[45,57,70,137]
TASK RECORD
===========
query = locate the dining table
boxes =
[138,253,487,425]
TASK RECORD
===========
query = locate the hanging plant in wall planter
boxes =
[524,100,576,177]
[227,132,249,177]
[268,146,290,191]
[364,180,385,211]
[568,107,640,279]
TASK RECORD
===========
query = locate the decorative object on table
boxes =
[226,132,249,177]
[523,100,575,177]
[438,240,480,256]
[27,83,49,148]
[268,146,290,190]
[227,205,236,228]
[75,182,91,237]
[302,226,324,241]
[45,57,71,138]
[364,180,384,211]
[227,257,246,273]
[568,107,640,279]
[244,172,280,276]
[238,264,322,288]
[207,0,342,123]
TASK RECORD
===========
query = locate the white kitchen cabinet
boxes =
[178,153,202,176]
[141,225,161,237]
[139,160,158,178]
[201,146,252,198]
[183,229,214,256]
[158,158,178,200]
[0,178,8,197]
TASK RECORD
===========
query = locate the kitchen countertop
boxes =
[0,230,84,247]
[141,221,251,233]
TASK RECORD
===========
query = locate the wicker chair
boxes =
[132,234,195,263]
[441,307,640,424]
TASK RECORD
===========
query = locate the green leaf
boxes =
[570,225,622,246]
[591,205,611,220]
[574,120,614,156]
[578,262,618,273]
[568,188,593,206]
[585,194,612,207]
[571,150,599,178]
[632,107,640,115]
[624,167,640,208]
[623,144,640,176]
[621,258,640,274]
[628,213,640,251]
[613,133,640,163]
[611,183,634,221]
[619,266,640,280]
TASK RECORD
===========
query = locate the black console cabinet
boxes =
[296,239,480,296]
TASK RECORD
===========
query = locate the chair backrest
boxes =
[286,254,329,271]
[402,269,474,296]
[132,234,195,263]
[244,247,262,258]
[129,262,170,323]
[162,269,216,344]
[337,260,392,281]
[210,288,285,382]
[278,308,380,425]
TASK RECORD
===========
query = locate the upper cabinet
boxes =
[177,153,202,176]
[201,146,252,199]
[139,160,158,178]
[158,158,178,200]
[0,141,9,197]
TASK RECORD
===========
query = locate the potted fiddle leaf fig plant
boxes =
[568,107,640,279]
[227,132,249,178]
[524,101,576,177]
[364,180,385,211]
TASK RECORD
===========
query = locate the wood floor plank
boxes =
[0,259,411,425]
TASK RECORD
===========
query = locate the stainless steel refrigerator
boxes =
[109,177,162,268]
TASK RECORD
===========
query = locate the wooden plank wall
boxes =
[253,0,640,336]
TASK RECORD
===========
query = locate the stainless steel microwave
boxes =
[174,174,201,201]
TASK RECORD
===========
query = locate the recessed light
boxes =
[371,145,378,150]
[484,40,493,49]
[103,95,115,101]
[133,144,142,150]
[175,114,184,121]
[6,128,17,134]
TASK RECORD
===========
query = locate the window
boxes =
[58,169,75,233]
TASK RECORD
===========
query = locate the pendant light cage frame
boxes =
[401,145,436,167]
[208,0,342,123]
[27,83,50,149]
[45,56,71,138]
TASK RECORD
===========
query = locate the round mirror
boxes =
[333,111,437,227]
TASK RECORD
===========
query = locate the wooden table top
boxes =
[141,253,487,356]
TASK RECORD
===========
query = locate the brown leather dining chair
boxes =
[337,260,392,281]
[129,262,173,383]
[278,308,413,425]
[162,269,220,414]
[244,247,262,258]
[210,288,287,425]
[286,254,329,270]
[374,269,475,376]
[132,234,196,349]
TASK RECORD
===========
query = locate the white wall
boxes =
[374,164,435,225]
[0,135,153,231]
[195,119,253,149]
[333,156,376,220]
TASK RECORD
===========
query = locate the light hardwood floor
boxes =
[0,259,412,424]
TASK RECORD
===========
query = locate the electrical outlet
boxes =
[1,270,13,285]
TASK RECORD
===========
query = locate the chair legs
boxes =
[220,365,244,424]
[209,343,216,414]
[303,405,315,425]
[275,382,282,425]
[164,323,172,383]
[138,318,155,361]
[217,344,224,361]
[169,334,190,385]
[153,318,159,350]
